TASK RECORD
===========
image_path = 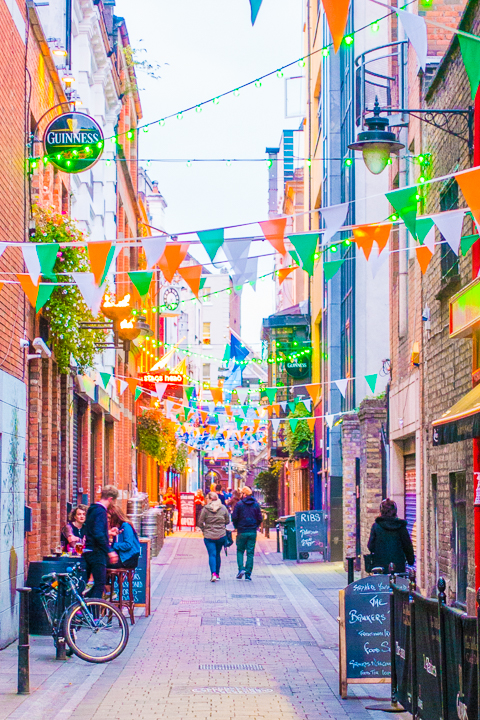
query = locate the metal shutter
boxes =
[404,453,416,554]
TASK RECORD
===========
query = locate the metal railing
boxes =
[355,40,408,127]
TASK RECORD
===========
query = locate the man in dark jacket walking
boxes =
[232,486,263,580]
[83,485,119,597]
[367,498,415,574]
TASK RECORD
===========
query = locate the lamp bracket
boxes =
[384,107,474,151]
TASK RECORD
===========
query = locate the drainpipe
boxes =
[473,91,480,596]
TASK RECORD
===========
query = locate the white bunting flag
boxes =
[271,418,281,434]
[303,398,312,412]
[334,378,349,398]
[166,400,174,416]
[325,413,335,429]
[321,203,349,245]
[155,383,168,400]
[369,245,389,280]
[223,239,251,275]
[141,237,168,270]
[118,379,128,396]
[280,401,287,412]
[236,388,248,404]
[22,245,41,285]
[72,272,106,315]
[233,256,258,291]
[431,209,465,256]
[397,10,427,72]
[422,226,436,254]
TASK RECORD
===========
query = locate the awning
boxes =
[432,384,480,445]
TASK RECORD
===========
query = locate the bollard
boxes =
[437,578,448,720]
[56,580,67,661]
[17,588,31,695]
[265,513,270,540]
[347,557,355,585]
[276,524,280,553]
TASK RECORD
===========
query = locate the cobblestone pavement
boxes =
[0,533,406,720]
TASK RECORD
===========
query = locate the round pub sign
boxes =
[285,358,310,379]
[43,112,104,173]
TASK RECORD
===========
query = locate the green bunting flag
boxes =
[37,243,59,281]
[461,233,479,256]
[415,217,433,244]
[99,372,112,390]
[199,277,207,291]
[386,186,418,237]
[35,284,55,313]
[241,405,249,417]
[288,401,296,412]
[459,35,480,101]
[185,387,195,403]
[184,407,190,421]
[249,0,263,24]
[287,234,319,276]
[365,374,377,393]
[264,388,277,404]
[129,271,153,299]
[289,249,300,266]
[197,228,224,262]
[323,259,344,282]
[134,387,142,402]
[289,418,299,432]
[223,344,231,363]
[235,416,243,429]
[100,245,116,286]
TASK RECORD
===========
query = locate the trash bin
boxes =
[278,515,297,560]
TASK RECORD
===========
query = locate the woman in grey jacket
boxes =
[198,492,230,582]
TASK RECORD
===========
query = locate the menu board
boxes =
[339,575,392,697]
[294,510,325,560]
[179,492,195,529]
[119,538,150,616]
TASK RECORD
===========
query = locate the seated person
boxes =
[107,506,141,569]
[61,505,87,552]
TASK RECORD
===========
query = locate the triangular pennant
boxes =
[99,372,112,390]
[459,34,480,101]
[322,0,351,53]
[415,217,434,245]
[386,186,417,237]
[197,228,224,262]
[307,417,316,431]
[117,379,128,396]
[141,237,167,270]
[233,257,258,290]
[416,245,433,274]
[289,418,299,432]
[397,10,427,71]
[158,244,190,283]
[323,259,344,282]
[33,284,54,313]
[352,223,391,260]
[264,388,277,404]
[249,0,263,24]
[321,203,349,244]
[461,233,478,256]
[431,209,465,256]
[325,413,335,429]
[126,378,138,396]
[22,246,41,285]
[36,243,60,281]
[155,383,167,400]
[17,274,39,308]
[277,266,298,285]
[134,387,143,402]
[236,387,248,404]
[223,239,251,275]
[178,265,203,298]
[72,272,106,315]
[334,378,349,398]
[365,374,377,394]
[259,219,287,255]
[129,271,153,299]
[271,418,281,433]
[304,398,312,412]
[185,386,195,403]
[305,384,320,405]
[210,386,224,405]
[280,401,287,412]
[87,241,113,286]
[287,234,319,276]
[222,344,231,363]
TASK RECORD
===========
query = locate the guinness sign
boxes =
[43,112,104,173]
[285,358,310,379]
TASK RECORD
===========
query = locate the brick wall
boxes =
[341,414,360,565]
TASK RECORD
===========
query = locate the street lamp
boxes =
[349,100,404,175]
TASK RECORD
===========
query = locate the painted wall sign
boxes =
[43,112,104,173]
[285,358,310,379]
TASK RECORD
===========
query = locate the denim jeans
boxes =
[236,532,257,576]
[204,537,225,575]
[84,551,107,598]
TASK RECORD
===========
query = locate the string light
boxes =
[344,35,354,45]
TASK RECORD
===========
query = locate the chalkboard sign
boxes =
[118,538,151,616]
[339,575,392,697]
[179,492,195,529]
[294,510,325,561]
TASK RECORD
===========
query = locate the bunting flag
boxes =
[369,246,389,279]
[334,378,349,398]
[431,209,465,256]
[289,418,299,432]
[134,387,143,402]
[305,383,320,405]
[263,387,277,404]
[325,413,335,429]
[287,234,319,276]
[415,217,435,251]
[117,379,128,396]
[141,237,167,270]
[199,410,209,424]
[416,245,433,274]
[87,241,113,286]
[259,218,287,255]
[278,266,298,284]
[249,0,263,24]
[210,386,224,405]
[365,374,377,394]
[386,186,418,237]
[129,271,153,299]
[197,228,224,262]
[17,275,55,312]
[323,259,344,282]
[223,344,231,363]
[158,243,190,283]
[321,203,349,244]
[353,223,391,260]
[153,383,167,400]
[224,239,251,275]
[178,264,203,298]
[23,244,59,284]
[224,365,242,391]
[307,417,316,431]
[126,378,138,396]
[397,10,427,71]
[457,168,480,228]
[271,418,281,434]
[322,0,351,53]
[459,34,480,100]
[72,272,106,315]
[233,257,258,290]
[185,386,195,404]
[461,233,478,256]
[99,372,112,390]
[236,387,248,404]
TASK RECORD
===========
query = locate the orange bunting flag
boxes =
[277,266,298,285]
[158,244,190,283]
[416,246,433,274]
[225,405,233,417]
[87,241,112,286]
[126,378,138,396]
[259,218,287,256]
[17,274,39,308]
[273,403,280,416]
[199,410,208,424]
[177,264,203,298]
[208,425,216,436]
[305,383,320,405]
[210,386,223,405]
[322,0,351,53]
[307,418,316,431]
[253,419,260,434]
[352,223,392,260]
[456,168,480,227]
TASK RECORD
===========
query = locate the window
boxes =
[450,472,467,606]
[201,287,211,304]
[203,363,210,380]
[202,322,211,345]
[440,180,459,282]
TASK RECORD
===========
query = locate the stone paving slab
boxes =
[0,531,409,720]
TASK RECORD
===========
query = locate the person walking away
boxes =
[367,498,414,574]
[227,489,241,515]
[194,489,205,528]
[83,485,119,597]
[198,492,229,582]
[215,483,227,506]
[232,486,263,581]
[61,504,87,553]
[108,506,141,569]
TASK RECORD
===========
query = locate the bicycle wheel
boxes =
[64,599,129,663]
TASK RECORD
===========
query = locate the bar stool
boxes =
[106,568,135,624]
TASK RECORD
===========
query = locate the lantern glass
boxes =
[362,143,391,175]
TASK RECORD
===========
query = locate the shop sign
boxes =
[139,371,184,391]
[450,277,480,338]
[43,112,104,173]
[285,358,310,379]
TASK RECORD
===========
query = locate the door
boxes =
[404,454,416,554]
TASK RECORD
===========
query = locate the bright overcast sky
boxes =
[114,0,304,346]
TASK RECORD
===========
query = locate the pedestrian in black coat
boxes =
[367,498,415,574]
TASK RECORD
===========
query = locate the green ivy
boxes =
[173,443,188,473]
[31,206,104,373]
[285,402,313,459]
[255,459,283,511]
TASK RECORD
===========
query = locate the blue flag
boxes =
[250,0,263,24]
[230,334,249,369]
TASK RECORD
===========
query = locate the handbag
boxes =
[364,554,375,573]
[225,530,234,547]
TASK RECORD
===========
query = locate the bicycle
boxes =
[36,563,129,663]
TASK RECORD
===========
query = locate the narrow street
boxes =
[0,535,400,720]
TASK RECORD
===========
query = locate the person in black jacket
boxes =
[83,485,119,597]
[232,486,263,581]
[367,498,415,574]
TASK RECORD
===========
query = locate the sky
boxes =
[114,0,304,346]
